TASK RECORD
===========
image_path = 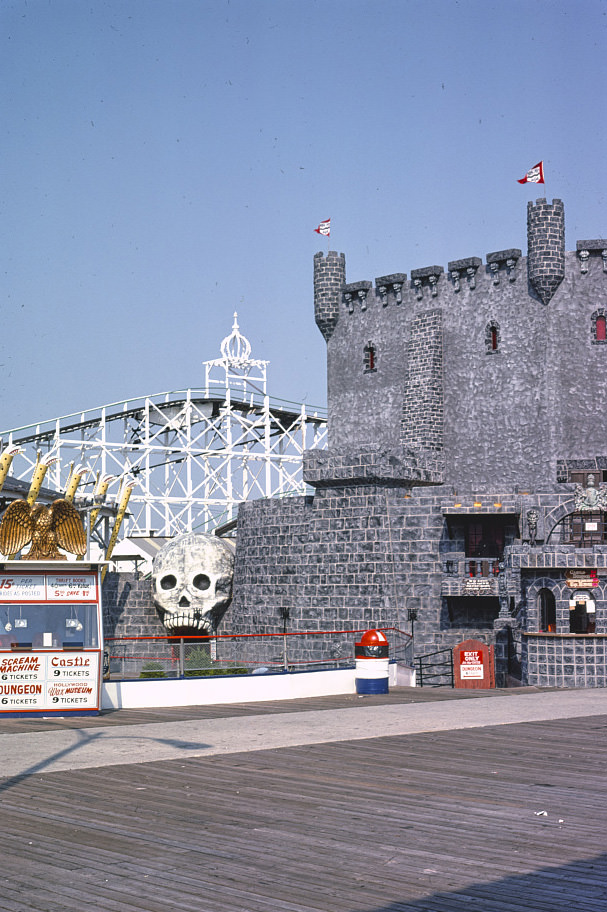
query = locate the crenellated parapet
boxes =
[576,239,607,275]
[313,250,346,341]
[486,248,521,284]
[343,280,372,313]
[448,257,482,292]
[375,273,407,306]
[410,265,444,301]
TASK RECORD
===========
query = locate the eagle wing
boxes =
[0,500,34,556]
[51,500,87,557]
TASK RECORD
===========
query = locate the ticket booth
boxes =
[0,562,104,716]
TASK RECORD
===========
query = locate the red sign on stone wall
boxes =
[453,638,495,689]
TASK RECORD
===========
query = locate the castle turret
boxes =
[314,251,345,341]
[527,198,565,305]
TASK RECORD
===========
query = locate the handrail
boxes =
[416,646,454,688]
[104,626,413,681]
[105,625,412,643]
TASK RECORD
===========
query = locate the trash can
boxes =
[355,629,389,694]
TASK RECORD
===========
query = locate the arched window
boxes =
[538,588,556,633]
[485,321,500,354]
[363,342,376,373]
[591,309,607,344]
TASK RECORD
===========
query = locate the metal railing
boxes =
[415,647,454,688]
[104,626,414,681]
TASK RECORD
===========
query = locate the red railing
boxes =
[104,626,413,680]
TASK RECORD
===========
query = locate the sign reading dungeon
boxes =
[0,652,100,711]
[453,638,495,689]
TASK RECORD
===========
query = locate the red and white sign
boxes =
[0,574,46,601]
[0,651,99,711]
[0,572,97,602]
[47,574,98,601]
[459,649,485,680]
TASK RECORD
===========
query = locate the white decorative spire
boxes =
[204,311,269,398]
[220,312,252,365]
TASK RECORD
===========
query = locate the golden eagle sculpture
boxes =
[0,499,87,560]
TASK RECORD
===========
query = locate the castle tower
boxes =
[314,250,345,341]
[527,198,565,305]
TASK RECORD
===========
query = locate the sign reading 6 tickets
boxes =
[0,652,100,711]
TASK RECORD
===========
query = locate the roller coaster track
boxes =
[0,316,327,540]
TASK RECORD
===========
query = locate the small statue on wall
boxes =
[152,532,235,635]
[526,509,539,547]
[0,499,86,560]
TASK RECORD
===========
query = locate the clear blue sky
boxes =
[2,0,606,431]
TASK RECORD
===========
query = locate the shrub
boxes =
[140,661,166,679]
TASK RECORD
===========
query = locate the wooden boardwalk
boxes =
[0,689,606,912]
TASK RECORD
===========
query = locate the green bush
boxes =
[140,660,167,679]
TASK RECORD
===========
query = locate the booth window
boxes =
[538,588,556,633]
[570,592,596,634]
[0,603,98,649]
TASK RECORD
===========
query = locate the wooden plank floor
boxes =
[0,684,558,733]
[0,705,605,911]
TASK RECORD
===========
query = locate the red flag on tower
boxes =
[314,218,331,237]
[517,161,544,184]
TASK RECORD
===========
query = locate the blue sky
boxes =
[2,0,606,431]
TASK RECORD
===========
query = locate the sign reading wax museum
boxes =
[0,652,100,711]
[0,572,97,602]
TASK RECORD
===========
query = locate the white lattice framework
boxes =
[0,315,327,539]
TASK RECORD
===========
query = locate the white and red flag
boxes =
[517,161,544,184]
[314,218,331,237]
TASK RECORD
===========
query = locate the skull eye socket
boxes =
[193,574,211,591]
[160,574,177,591]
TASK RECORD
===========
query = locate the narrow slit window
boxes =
[592,309,607,344]
[485,321,500,354]
[364,342,376,372]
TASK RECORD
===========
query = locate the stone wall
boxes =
[229,199,607,686]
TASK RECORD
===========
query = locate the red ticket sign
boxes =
[0,651,100,711]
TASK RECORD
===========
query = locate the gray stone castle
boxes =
[227,198,607,687]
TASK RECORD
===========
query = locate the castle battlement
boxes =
[230,197,607,691]
[314,200,607,332]
[313,199,607,491]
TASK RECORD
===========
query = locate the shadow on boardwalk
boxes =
[363,853,607,912]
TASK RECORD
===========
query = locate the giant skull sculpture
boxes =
[152,533,235,635]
